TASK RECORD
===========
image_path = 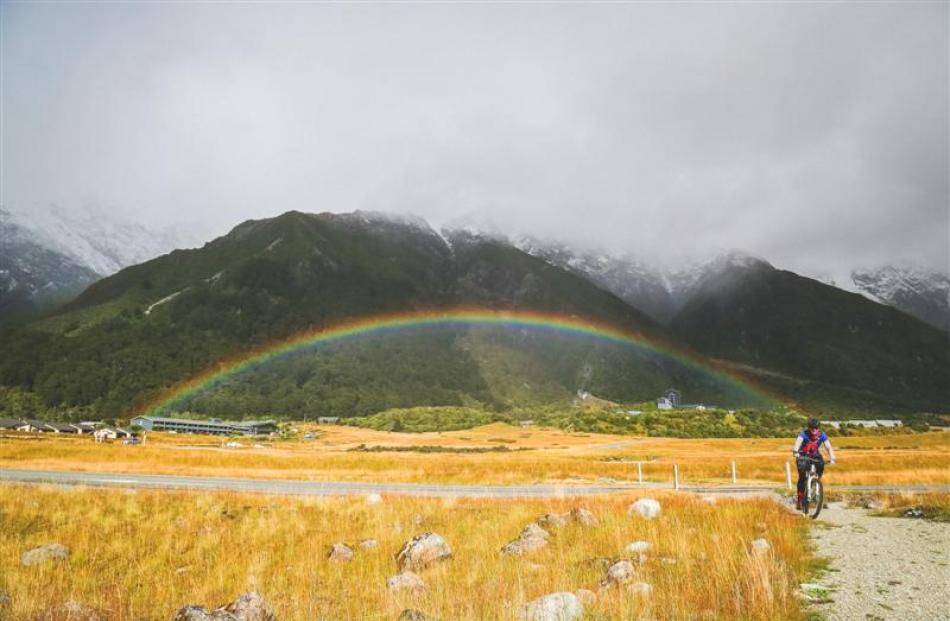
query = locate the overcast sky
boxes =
[2,2,947,278]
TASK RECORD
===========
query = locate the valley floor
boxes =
[1,424,947,487]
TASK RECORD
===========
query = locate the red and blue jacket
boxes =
[798,429,828,458]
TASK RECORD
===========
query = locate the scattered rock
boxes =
[625,541,651,554]
[219,592,276,621]
[387,571,427,592]
[751,538,770,555]
[574,589,596,606]
[359,538,379,550]
[175,593,274,621]
[569,507,598,526]
[521,523,551,541]
[328,543,354,562]
[366,493,383,505]
[861,498,882,510]
[904,507,925,519]
[627,582,653,597]
[538,513,569,528]
[628,498,661,520]
[173,605,228,621]
[395,533,452,571]
[40,601,104,621]
[21,543,70,566]
[502,523,551,556]
[398,610,432,621]
[603,560,637,586]
[0,591,10,608]
[522,592,584,621]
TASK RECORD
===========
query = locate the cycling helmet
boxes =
[807,417,820,429]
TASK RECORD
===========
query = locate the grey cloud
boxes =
[1,2,946,278]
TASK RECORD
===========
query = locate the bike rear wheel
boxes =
[808,477,823,519]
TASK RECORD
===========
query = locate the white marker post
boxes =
[673,464,680,491]
[785,462,793,489]
[731,461,737,484]
[637,462,643,485]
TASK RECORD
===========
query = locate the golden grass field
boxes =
[1,424,948,487]
[0,484,812,620]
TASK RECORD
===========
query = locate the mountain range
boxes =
[0,205,202,324]
[0,209,946,420]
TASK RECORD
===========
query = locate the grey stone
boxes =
[628,498,661,520]
[569,507,598,526]
[387,571,426,592]
[522,592,584,621]
[359,538,379,550]
[603,560,636,586]
[395,533,451,571]
[218,592,276,621]
[21,543,70,567]
[328,543,354,562]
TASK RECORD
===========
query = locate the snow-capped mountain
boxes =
[851,265,950,331]
[5,204,203,275]
[514,237,774,324]
[0,204,207,321]
[0,208,99,320]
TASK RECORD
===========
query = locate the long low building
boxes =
[130,416,278,436]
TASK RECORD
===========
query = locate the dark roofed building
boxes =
[0,419,24,430]
[130,416,278,436]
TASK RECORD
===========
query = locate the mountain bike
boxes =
[799,455,826,519]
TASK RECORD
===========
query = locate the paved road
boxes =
[1,468,947,498]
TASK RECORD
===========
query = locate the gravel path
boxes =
[808,503,950,620]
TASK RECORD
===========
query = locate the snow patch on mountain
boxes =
[4,203,204,276]
[851,265,950,331]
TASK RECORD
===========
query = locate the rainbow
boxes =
[137,307,776,417]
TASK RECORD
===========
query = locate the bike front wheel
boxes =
[808,477,824,519]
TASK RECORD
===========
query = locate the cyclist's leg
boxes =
[796,458,807,508]
[815,460,825,478]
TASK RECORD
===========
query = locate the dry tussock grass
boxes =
[1,426,947,487]
[0,485,810,620]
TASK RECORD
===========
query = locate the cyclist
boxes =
[792,417,836,510]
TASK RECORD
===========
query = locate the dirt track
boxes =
[807,503,949,620]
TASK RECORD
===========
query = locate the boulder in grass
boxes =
[569,507,598,526]
[173,605,232,621]
[501,523,551,556]
[751,538,770,555]
[537,513,569,528]
[359,538,379,550]
[625,541,651,554]
[0,591,10,609]
[387,571,427,592]
[628,498,661,520]
[21,543,70,566]
[395,533,452,571]
[522,592,584,621]
[328,543,354,562]
[398,611,433,621]
[366,493,383,505]
[219,592,276,621]
[41,601,105,621]
[502,535,548,556]
[627,582,653,597]
[603,560,636,586]
[521,523,551,541]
